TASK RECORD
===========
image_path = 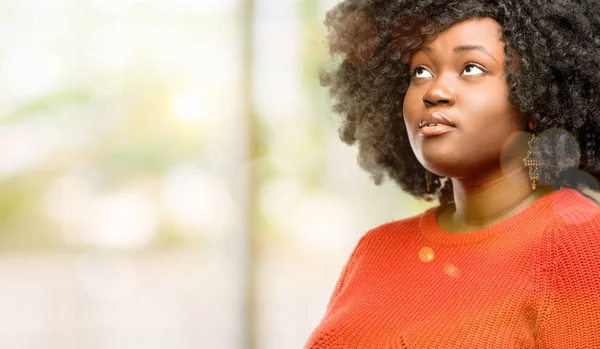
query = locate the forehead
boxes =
[414,17,504,57]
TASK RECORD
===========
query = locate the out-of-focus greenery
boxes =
[0,2,242,251]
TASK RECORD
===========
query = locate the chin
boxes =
[419,155,474,179]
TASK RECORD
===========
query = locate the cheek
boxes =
[402,88,420,130]
[460,84,517,135]
[458,99,524,167]
[402,88,415,115]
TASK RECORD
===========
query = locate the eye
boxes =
[462,63,486,76]
[409,63,487,80]
[411,67,433,79]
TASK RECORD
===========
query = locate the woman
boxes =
[305,0,600,348]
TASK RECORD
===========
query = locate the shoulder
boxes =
[356,207,434,248]
[550,188,600,233]
[541,188,600,230]
[547,193,600,263]
[340,209,431,274]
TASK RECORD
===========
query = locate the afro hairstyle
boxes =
[321,0,600,204]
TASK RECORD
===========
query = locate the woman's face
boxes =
[403,17,527,179]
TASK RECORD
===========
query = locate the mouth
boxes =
[419,123,455,136]
[418,112,456,137]
[419,120,439,128]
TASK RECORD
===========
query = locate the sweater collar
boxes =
[418,188,581,246]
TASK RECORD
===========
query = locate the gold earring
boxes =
[523,133,543,190]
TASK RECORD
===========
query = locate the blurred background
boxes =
[0,0,434,348]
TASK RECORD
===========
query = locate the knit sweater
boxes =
[304,188,600,348]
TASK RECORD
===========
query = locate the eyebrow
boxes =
[420,45,499,63]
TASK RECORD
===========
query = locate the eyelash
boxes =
[409,63,487,80]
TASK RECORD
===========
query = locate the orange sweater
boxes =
[304,188,600,348]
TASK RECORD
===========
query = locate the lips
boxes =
[418,112,456,137]
[419,124,455,136]
[419,112,456,129]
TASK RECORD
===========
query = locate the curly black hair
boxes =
[321,0,600,205]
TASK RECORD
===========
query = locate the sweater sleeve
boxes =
[323,231,369,315]
[537,208,600,348]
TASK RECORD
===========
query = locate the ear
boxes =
[528,119,536,132]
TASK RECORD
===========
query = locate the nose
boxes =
[422,76,456,106]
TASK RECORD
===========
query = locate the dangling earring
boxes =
[523,133,543,190]
[425,169,432,193]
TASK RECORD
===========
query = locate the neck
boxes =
[447,166,545,229]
